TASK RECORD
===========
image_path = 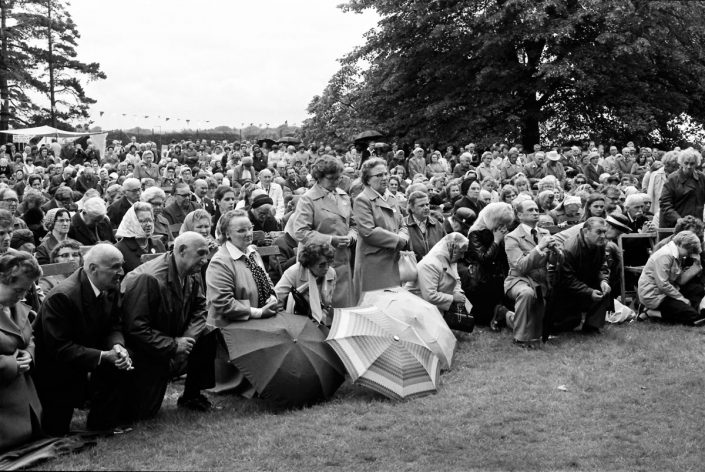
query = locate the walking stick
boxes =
[542,248,562,343]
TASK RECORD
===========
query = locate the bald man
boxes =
[121,232,215,416]
[33,244,132,434]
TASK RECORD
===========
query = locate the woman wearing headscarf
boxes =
[0,252,43,451]
[465,202,513,328]
[114,202,166,273]
[406,233,469,314]
[35,208,71,265]
[274,241,337,325]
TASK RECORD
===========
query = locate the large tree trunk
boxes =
[0,0,9,144]
[521,98,541,149]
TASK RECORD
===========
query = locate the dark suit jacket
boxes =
[120,252,207,365]
[32,269,124,406]
[114,237,167,274]
[67,212,116,245]
[163,200,200,226]
[107,196,134,229]
[659,170,705,228]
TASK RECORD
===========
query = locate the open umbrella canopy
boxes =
[353,130,384,142]
[277,136,301,145]
[257,138,277,147]
[359,287,456,369]
[219,313,345,408]
[326,306,440,400]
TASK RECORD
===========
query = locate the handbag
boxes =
[443,301,475,333]
[290,287,312,318]
[399,250,418,283]
[398,236,419,283]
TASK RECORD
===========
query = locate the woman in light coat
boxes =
[353,158,406,301]
[406,233,469,313]
[638,230,705,325]
[275,241,337,325]
[0,252,43,451]
[293,155,356,307]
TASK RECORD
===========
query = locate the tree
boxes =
[0,0,105,141]
[306,0,705,148]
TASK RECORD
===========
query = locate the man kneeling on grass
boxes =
[121,232,217,417]
[549,217,612,335]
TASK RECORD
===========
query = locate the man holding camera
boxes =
[503,200,561,348]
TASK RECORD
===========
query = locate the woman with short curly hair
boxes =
[275,241,337,324]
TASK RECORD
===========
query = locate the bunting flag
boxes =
[99,111,104,117]
[122,113,126,116]
[144,115,149,119]
[166,117,170,121]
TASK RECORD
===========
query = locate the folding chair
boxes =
[618,233,657,304]
[39,262,77,277]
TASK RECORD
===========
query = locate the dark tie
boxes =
[531,228,539,245]
[245,253,275,308]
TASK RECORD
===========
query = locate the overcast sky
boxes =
[70,0,377,131]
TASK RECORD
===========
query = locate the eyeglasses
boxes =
[175,193,191,198]
[3,198,18,203]
[125,188,141,193]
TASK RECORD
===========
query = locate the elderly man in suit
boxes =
[163,182,200,226]
[659,148,705,228]
[121,232,214,417]
[503,200,561,347]
[293,155,357,308]
[106,178,142,229]
[68,197,116,246]
[32,244,132,434]
[550,217,612,334]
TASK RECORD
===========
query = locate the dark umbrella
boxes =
[257,138,277,147]
[353,130,384,142]
[278,136,301,145]
[219,314,345,408]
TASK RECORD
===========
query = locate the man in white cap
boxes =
[68,196,116,245]
[544,150,566,183]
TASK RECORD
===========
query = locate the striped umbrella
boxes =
[326,306,440,400]
[359,287,456,370]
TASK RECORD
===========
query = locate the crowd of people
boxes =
[1,135,705,453]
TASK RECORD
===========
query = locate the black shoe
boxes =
[581,325,601,335]
[512,339,537,349]
[490,306,507,332]
[177,393,212,412]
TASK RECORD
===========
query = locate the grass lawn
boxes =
[37,321,705,471]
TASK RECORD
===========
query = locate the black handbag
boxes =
[443,301,475,333]
[290,287,312,318]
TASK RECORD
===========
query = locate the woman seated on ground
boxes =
[0,252,43,452]
[406,232,469,315]
[206,209,279,325]
[34,208,71,265]
[638,230,705,326]
[464,202,513,328]
[274,241,336,326]
[38,239,82,294]
[114,202,166,273]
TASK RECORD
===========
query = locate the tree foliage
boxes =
[0,0,105,138]
[304,0,705,148]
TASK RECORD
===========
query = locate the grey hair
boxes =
[141,186,166,202]
[678,147,702,166]
[673,230,702,254]
[470,202,514,232]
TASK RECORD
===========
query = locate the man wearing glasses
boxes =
[107,178,142,229]
[163,182,200,226]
